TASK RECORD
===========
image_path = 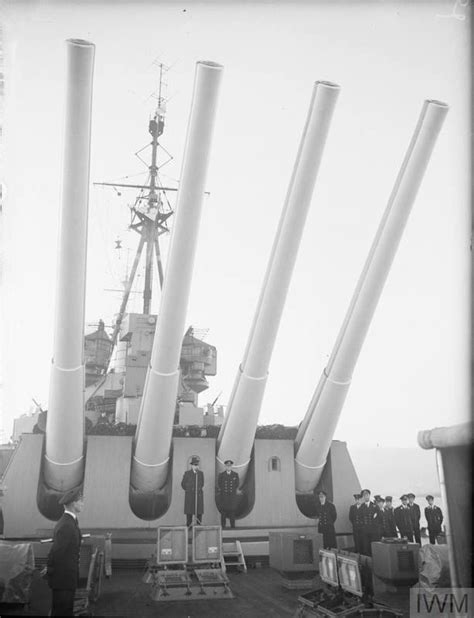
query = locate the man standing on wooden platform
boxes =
[181,456,204,527]
[217,459,240,529]
[47,488,83,616]
[314,490,337,549]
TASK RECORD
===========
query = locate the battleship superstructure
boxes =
[2,40,448,557]
[84,61,217,429]
[85,317,217,427]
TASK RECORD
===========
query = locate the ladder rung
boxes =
[222,540,247,574]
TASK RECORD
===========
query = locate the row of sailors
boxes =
[348,489,444,556]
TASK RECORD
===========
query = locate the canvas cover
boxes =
[0,542,35,603]
[418,544,450,589]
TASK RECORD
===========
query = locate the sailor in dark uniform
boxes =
[425,495,444,544]
[46,488,83,616]
[407,493,421,544]
[372,495,386,542]
[359,489,377,556]
[181,456,204,527]
[383,496,398,537]
[217,459,240,529]
[349,493,364,553]
[394,494,414,541]
[314,490,337,549]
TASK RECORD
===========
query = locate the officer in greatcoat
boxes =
[407,493,421,544]
[181,456,204,527]
[425,495,444,544]
[46,488,83,616]
[394,494,414,541]
[359,489,377,556]
[217,459,240,529]
[314,490,337,549]
[348,493,364,553]
[383,496,398,537]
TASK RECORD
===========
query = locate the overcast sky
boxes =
[1,0,470,447]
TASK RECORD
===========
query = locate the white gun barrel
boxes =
[295,99,449,493]
[44,39,95,491]
[217,81,340,483]
[131,61,223,492]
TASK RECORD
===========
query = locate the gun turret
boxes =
[44,39,95,491]
[217,81,340,484]
[294,99,449,494]
[131,61,223,493]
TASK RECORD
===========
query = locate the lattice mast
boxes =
[94,63,175,348]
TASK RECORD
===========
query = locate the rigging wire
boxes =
[93,188,131,291]
[108,171,149,182]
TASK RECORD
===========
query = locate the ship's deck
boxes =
[1,566,411,617]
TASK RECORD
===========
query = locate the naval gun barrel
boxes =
[217,81,340,482]
[294,99,449,493]
[131,61,223,492]
[44,39,95,491]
